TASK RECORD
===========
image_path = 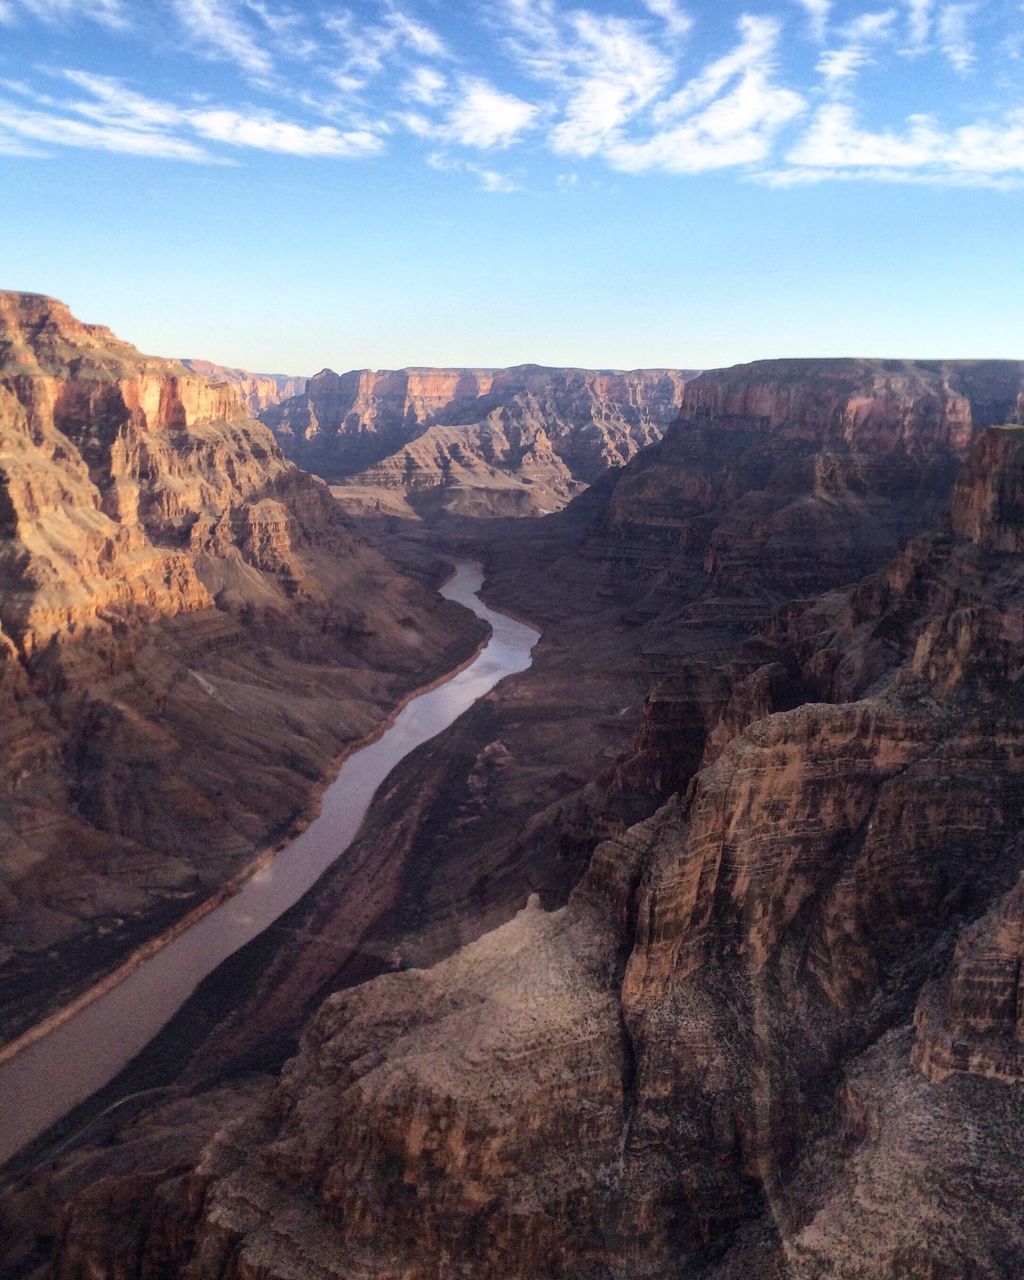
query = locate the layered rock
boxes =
[599,358,1024,599]
[261,364,691,516]
[181,360,306,414]
[54,419,1024,1280]
[0,292,484,1046]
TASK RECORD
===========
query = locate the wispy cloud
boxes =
[171,0,273,76]
[444,79,537,148]
[426,151,519,191]
[938,3,976,71]
[0,99,213,159]
[642,0,693,38]
[905,0,935,48]
[399,76,537,149]
[781,101,1024,183]
[0,0,1017,191]
[0,0,126,27]
[323,6,448,94]
[818,9,899,90]
[0,70,385,161]
[795,0,831,41]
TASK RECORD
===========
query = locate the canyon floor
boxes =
[3,311,1024,1279]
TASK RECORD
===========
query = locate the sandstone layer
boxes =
[181,360,306,415]
[261,364,692,517]
[0,292,485,1047]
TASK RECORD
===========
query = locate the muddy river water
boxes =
[0,562,539,1165]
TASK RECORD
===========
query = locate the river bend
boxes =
[0,562,539,1165]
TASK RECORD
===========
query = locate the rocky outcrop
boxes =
[261,364,692,516]
[53,415,1024,1280]
[181,360,306,414]
[0,292,485,1046]
[597,358,1024,599]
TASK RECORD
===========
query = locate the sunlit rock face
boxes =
[181,359,306,415]
[261,363,693,516]
[0,292,483,1045]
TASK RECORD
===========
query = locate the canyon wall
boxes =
[181,359,306,415]
[43,412,1024,1279]
[57,424,1024,1280]
[261,364,692,517]
[0,292,484,1047]
[13,350,1024,1279]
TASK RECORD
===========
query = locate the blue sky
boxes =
[1,0,1022,374]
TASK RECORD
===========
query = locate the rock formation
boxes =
[39,411,1024,1280]
[0,292,484,1047]
[10,349,1024,1280]
[181,360,306,415]
[261,364,692,517]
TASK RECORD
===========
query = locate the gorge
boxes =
[2,294,1024,1280]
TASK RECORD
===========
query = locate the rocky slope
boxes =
[181,360,306,415]
[37,414,1024,1279]
[261,365,692,517]
[0,292,484,1047]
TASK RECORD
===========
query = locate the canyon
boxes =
[0,292,485,1050]
[3,302,1024,1280]
[260,364,694,518]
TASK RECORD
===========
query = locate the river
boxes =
[0,561,539,1166]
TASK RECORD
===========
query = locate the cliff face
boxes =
[60,423,1024,1280]
[0,293,484,1046]
[261,364,691,517]
[181,359,306,415]
[599,358,1024,599]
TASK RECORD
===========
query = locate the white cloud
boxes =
[642,0,692,38]
[548,11,675,156]
[795,0,831,41]
[61,70,182,129]
[938,3,976,71]
[655,15,783,121]
[0,0,1017,190]
[818,9,898,89]
[0,71,386,162]
[905,0,934,48]
[426,150,519,191]
[0,99,213,159]
[785,101,1024,180]
[609,70,805,173]
[437,78,538,149]
[0,0,126,26]
[171,0,273,76]
[324,6,448,95]
[404,66,447,106]
[189,108,383,156]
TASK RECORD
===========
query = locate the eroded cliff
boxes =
[181,360,306,415]
[0,292,485,1048]
[261,364,691,517]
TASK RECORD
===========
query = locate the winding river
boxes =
[0,562,539,1166]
